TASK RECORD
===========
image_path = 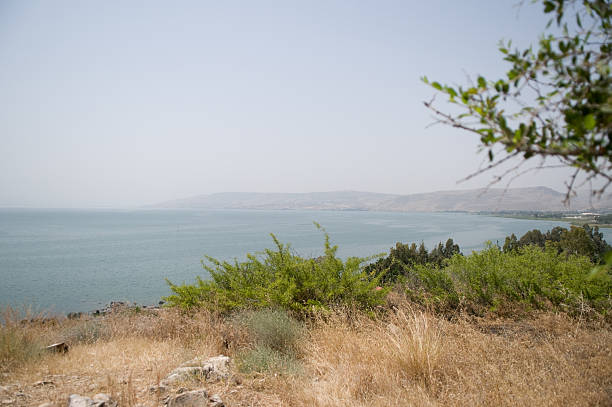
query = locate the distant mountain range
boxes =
[150,187,612,213]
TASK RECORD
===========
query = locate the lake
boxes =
[1,208,608,313]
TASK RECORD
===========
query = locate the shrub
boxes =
[164,225,388,314]
[237,345,302,374]
[231,309,304,374]
[404,245,611,316]
[232,309,303,354]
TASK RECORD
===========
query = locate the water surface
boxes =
[1,209,607,313]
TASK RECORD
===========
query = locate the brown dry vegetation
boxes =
[1,300,611,407]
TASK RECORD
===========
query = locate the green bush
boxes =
[231,309,304,374]
[405,245,611,316]
[237,345,302,374]
[164,226,388,314]
[232,309,303,354]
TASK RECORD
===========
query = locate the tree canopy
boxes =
[423,0,611,202]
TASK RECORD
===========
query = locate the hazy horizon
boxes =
[0,1,593,208]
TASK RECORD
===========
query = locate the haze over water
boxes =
[2,209,606,314]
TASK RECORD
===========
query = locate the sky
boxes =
[0,0,585,208]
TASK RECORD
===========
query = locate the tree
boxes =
[423,0,611,202]
[519,229,547,248]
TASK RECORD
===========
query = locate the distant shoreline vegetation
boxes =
[480,210,612,228]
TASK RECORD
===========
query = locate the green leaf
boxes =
[583,114,596,130]
[477,76,486,88]
[543,1,555,13]
[431,81,442,91]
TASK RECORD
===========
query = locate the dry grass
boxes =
[1,304,610,406]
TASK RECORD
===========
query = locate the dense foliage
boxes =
[424,0,612,199]
[404,245,611,316]
[164,227,387,313]
[166,225,610,318]
[503,224,611,263]
[365,239,460,284]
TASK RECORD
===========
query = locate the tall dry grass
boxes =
[1,303,610,406]
[277,303,612,407]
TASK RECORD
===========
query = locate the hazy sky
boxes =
[0,1,582,207]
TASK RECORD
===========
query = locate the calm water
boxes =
[1,209,608,313]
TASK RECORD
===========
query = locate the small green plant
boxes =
[231,309,304,374]
[237,345,302,374]
[164,224,388,314]
[232,309,303,354]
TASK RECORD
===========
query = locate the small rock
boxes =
[209,394,224,407]
[1,400,14,405]
[38,403,53,407]
[68,394,117,407]
[173,355,230,383]
[165,389,208,407]
[68,395,95,407]
[161,367,205,385]
[33,380,54,387]
[46,342,69,353]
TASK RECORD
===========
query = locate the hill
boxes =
[151,187,612,212]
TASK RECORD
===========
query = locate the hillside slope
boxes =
[152,187,612,212]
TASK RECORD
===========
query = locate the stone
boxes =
[161,367,205,385]
[68,395,96,407]
[38,403,54,407]
[179,355,231,381]
[209,394,224,407]
[162,355,231,385]
[67,394,116,407]
[46,342,69,353]
[1,400,14,405]
[33,380,54,387]
[164,389,208,407]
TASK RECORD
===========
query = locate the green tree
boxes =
[503,233,519,252]
[423,0,611,201]
[519,229,547,248]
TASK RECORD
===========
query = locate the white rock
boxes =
[165,389,208,407]
[209,393,224,407]
[68,394,116,407]
[161,367,205,385]
[68,395,96,407]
